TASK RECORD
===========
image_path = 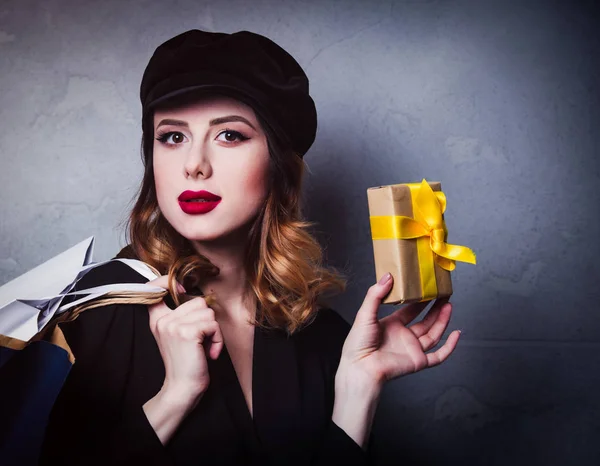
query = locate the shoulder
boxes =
[60,259,152,361]
[295,307,352,358]
[309,307,352,338]
[73,258,149,290]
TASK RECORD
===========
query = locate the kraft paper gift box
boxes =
[367,179,476,304]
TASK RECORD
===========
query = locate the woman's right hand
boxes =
[147,275,224,403]
[142,275,224,444]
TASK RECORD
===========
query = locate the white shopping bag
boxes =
[0,237,164,342]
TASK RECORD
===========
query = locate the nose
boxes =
[183,142,212,179]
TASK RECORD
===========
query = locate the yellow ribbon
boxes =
[370,179,476,300]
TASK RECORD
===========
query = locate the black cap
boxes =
[140,30,317,157]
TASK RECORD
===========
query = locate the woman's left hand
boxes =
[338,272,461,391]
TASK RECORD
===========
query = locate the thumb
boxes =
[147,299,172,332]
[355,273,393,324]
[147,274,186,294]
[147,274,169,289]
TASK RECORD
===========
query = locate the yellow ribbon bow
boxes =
[396,179,476,271]
[369,179,476,300]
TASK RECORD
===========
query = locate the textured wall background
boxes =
[1,0,598,464]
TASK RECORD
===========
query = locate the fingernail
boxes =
[378,272,392,285]
[176,282,186,294]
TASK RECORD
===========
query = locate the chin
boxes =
[171,222,225,242]
[161,204,260,243]
[175,219,253,244]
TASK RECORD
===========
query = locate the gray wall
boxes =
[1,0,598,464]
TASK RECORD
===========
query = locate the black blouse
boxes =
[39,260,374,466]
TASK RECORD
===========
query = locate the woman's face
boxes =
[152,94,270,243]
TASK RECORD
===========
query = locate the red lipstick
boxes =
[178,190,222,215]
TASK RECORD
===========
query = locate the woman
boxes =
[39,30,460,466]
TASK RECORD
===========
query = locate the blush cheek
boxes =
[153,158,177,217]
[240,162,269,209]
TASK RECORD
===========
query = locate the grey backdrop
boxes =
[1,0,598,465]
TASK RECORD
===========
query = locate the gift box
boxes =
[367,179,476,304]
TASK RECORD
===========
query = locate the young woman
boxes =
[39,30,460,466]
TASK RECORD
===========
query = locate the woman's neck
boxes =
[191,235,256,325]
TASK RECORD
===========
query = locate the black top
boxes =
[39,260,373,466]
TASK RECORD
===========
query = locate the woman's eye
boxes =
[216,129,250,144]
[155,131,186,145]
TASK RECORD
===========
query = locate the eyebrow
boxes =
[156,115,257,131]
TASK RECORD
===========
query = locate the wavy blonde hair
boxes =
[119,94,346,334]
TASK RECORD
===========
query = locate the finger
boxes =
[425,329,461,368]
[150,296,211,333]
[166,307,217,327]
[147,275,169,288]
[382,301,429,326]
[148,300,173,330]
[176,320,218,341]
[354,273,394,324]
[178,320,224,361]
[155,298,214,331]
[418,302,453,351]
[147,274,186,294]
[206,321,224,360]
[408,299,448,338]
[166,296,210,316]
[168,273,186,294]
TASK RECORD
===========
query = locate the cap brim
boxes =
[145,84,257,114]
[144,84,290,144]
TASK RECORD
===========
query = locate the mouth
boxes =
[178,190,222,202]
[178,190,222,215]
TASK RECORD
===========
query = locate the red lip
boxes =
[178,190,221,202]
[178,190,221,215]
